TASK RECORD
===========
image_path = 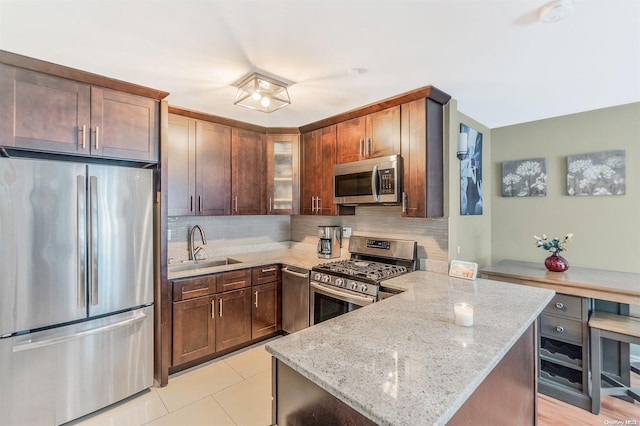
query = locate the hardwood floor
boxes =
[539,394,639,425]
[538,371,640,425]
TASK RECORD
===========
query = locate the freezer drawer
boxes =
[0,306,153,426]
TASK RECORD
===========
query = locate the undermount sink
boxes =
[168,258,242,273]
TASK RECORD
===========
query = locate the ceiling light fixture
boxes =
[539,0,575,23]
[233,72,291,113]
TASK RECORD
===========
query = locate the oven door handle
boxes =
[310,281,375,305]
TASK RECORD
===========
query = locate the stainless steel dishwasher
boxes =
[281,266,310,333]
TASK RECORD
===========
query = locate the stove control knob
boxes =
[322,274,331,283]
[351,282,358,290]
[313,273,322,281]
[335,278,344,287]
[360,284,368,293]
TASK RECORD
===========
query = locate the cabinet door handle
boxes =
[269,197,272,213]
[255,291,259,307]
[190,195,193,213]
[317,197,321,212]
[234,196,238,213]
[366,138,371,157]
[182,288,207,296]
[94,126,100,150]
[556,325,564,333]
[198,195,202,213]
[359,139,364,157]
[211,300,215,319]
[219,298,223,317]
[261,267,277,273]
[402,192,407,213]
[79,125,86,149]
[555,302,564,309]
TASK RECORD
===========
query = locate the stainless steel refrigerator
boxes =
[0,157,154,425]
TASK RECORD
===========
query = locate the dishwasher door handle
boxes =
[282,267,309,279]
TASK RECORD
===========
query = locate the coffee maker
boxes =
[317,226,342,259]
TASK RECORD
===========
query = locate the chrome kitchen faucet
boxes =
[188,225,207,261]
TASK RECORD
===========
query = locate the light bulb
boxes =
[260,96,271,108]
[251,91,261,101]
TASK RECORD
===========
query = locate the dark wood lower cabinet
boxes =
[252,282,282,339]
[215,289,252,351]
[171,268,283,371]
[172,296,215,366]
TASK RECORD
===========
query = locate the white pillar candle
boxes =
[454,303,474,327]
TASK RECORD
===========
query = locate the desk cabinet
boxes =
[538,294,591,409]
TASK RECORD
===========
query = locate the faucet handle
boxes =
[193,246,206,260]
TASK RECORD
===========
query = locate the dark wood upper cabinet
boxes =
[232,128,266,215]
[300,125,337,215]
[0,64,159,162]
[90,87,159,161]
[197,120,232,215]
[265,134,299,215]
[400,98,445,218]
[336,106,400,164]
[167,114,231,216]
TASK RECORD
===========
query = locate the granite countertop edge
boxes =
[266,271,555,425]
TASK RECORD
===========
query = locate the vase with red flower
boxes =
[544,252,569,272]
[534,233,573,272]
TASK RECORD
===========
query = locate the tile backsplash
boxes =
[168,205,449,270]
[167,215,290,263]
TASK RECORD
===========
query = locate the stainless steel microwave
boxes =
[333,155,402,205]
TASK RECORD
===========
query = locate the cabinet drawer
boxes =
[217,269,251,293]
[543,294,583,320]
[540,314,583,345]
[252,264,281,285]
[172,275,217,301]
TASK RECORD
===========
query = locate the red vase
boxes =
[545,252,569,272]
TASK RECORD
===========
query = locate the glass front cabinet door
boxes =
[266,134,299,215]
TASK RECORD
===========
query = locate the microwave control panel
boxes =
[380,168,395,194]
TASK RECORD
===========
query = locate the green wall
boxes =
[490,103,640,273]
[447,100,492,269]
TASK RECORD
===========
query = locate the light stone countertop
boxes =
[265,271,555,426]
[167,242,349,280]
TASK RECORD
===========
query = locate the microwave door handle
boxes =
[371,164,380,201]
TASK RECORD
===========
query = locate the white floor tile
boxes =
[68,388,168,426]
[213,371,272,426]
[67,339,280,425]
[156,361,243,412]
[224,344,272,379]
[144,396,235,426]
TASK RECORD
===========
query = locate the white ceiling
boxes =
[1,0,639,129]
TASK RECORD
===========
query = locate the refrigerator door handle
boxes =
[89,175,99,306]
[77,176,86,309]
[11,312,148,352]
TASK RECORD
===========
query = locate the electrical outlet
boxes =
[342,227,352,238]
[167,229,172,241]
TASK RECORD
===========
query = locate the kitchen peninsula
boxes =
[266,271,555,425]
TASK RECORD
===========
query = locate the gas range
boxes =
[311,236,417,299]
